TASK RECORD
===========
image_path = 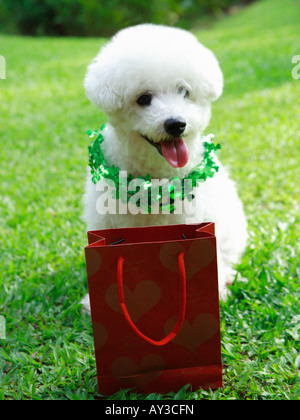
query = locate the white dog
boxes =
[82,24,248,305]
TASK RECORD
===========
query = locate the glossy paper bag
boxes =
[85,223,222,395]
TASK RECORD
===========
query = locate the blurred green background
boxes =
[0,0,299,401]
[0,0,253,36]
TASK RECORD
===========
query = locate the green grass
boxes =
[0,0,299,400]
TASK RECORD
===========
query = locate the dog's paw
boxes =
[219,285,229,302]
[80,293,91,315]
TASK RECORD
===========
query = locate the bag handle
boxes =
[117,252,186,347]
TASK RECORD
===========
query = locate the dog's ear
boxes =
[84,56,124,113]
[192,45,224,102]
[202,62,223,102]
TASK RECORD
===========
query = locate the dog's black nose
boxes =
[164,118,186,137]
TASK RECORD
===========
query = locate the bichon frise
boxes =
[82,24,248,305]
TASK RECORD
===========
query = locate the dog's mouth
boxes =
[141,135,189,168]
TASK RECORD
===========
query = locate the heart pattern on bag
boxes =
[112,354,165,389]
[164,313,219,352]
[159,240,215,280]
[92,322,108,350]
[105,280,161,322]
[85,248,102,278]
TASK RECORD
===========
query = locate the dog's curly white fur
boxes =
[83,24,248,304]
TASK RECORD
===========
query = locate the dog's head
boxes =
[85,24,223,169]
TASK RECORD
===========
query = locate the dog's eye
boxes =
[137,94,152,106]
[178,87,190,99]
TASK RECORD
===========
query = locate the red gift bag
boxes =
[85,223,223,395]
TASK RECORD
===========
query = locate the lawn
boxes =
[0,0,299,400]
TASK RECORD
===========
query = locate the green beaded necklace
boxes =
[87,125,221,214]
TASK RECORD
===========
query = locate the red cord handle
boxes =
[117,252,186,346]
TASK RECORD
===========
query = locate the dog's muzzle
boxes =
[141,118,189,168]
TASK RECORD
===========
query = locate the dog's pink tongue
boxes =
[160,138,189,168]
